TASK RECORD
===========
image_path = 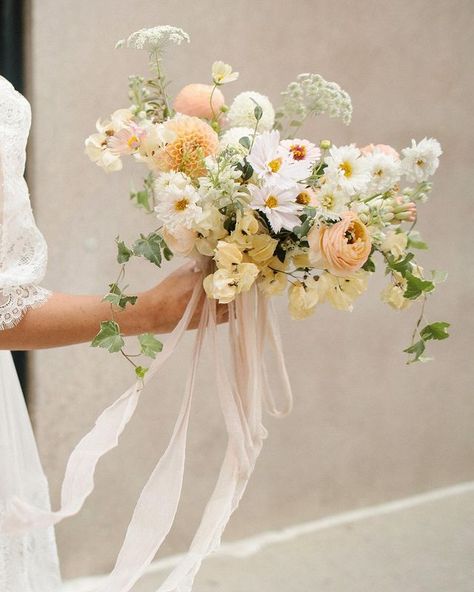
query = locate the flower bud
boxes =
[320,139,332,150]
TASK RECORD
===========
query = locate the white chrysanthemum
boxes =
[116,26,190,51]
[219,127,254,150]
[227,91,275,132]
[365,149,401,194]
[155,171,191,192]
[212,61,239,85]
[314,183,348,216]
[248,130,310,184]
[155,182,202,231]
[401,137,442,183]
[249,182,301,233]
[324,145,370,196]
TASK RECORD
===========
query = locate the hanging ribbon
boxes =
[1,280,293,592]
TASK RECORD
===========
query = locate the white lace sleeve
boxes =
[0,76,50,331]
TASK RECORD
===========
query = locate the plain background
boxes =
[25,0,473,580]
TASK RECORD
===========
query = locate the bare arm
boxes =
[0,263,224,351]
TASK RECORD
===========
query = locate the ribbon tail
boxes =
[1,279,204,535]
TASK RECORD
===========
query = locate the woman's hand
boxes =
[142,262,228,334]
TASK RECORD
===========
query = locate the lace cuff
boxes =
[0,285,51,331]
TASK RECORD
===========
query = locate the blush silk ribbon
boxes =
[2,274,293,592]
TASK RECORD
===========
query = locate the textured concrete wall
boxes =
[27,0,474,580]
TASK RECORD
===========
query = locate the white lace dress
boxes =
[0,75,61,591]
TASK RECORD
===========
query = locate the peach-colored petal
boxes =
[174,84,225,120]
[360,143,400,160]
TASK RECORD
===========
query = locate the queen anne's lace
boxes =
[0,75,50,330]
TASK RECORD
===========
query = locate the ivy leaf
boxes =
[386,252,415,275]
[103,283,137,309]
[403,339,426,364]
[91,321,124,353]
[116,238,133,264]
[135,366,149,380]
[431,270,448,285]
[133,232,163,267]
[362,257,376,273]
[403,273,435,300]
[407,231,428,250]
[420,322,450,341]
[130,189,152,212]
[138,333,163,359]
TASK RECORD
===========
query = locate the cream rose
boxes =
[308,212,372,277]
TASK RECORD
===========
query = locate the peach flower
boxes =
[308,212,372,277]
[174,83,225,120]
[156,114,219,178]
[360,143,400,160]
[161,225,197,257]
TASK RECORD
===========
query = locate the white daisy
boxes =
[401,137,442,183]
[227,91,275,132]
[155,182,202,231]
[249,182,301,233]
[280,138,321,167]
[324,144,370,196]
[313,183,348,216]
[365,149,401,194]
[248,130,309,184]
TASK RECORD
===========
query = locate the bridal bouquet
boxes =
[86,26,449,372]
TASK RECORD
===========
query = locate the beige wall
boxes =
[27,0,474,580]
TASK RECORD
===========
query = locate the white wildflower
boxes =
[212,61,239,85]
[249,182,301,233]
[324,145,370,196]
[365,149,401,194]
[116,26,190,52]
[401,138,442,183]
[155,180,202,231]
[227,91,275,132]
[313,183,348,216]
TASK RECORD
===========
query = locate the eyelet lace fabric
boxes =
[0,77,60,590]
[0,75,50,329]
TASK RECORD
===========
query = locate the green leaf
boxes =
[135,366,149,379]
[254,104,263,121]
[407,231,428,250]
[386,252,415,275]
[362,257,376,273]
[403,273,435,300]
[103,283,138,309]
[116,239,133,264]
[130,189,152,212]
[239,136,251,150]
[138,333,163,359]
[133,233,163,267]
[103,293,122,307]
[420,322,450,341]
[403,339,426,363]
[91,321,124,353]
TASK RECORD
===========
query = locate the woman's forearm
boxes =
[0,291,156,350]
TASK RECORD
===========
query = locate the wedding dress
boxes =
[0,74,61,591]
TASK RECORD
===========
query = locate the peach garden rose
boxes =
[308,212,372,277]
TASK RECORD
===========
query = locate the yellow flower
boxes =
[258,258,288,296]
[381,272,412,310]
[212,61,239,85]
[292,250,311,269]
[318,270,368,311]
[247,234,278,264]
[288,280,319,320]
[195,205,228,256]
[380,231,408,259]
[203,262,259,303]
[231,210,260,247]
[215,240,242,270]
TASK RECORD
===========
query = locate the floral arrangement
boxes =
[86,25,449,372]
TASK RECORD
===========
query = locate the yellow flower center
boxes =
[321,193,335,208]
[416,158,425,167]
[127,135,140,149]
[268,158,282,173]
[296,192,311,205]
[290,144,307,161]
[374,168,383,177]
[265,195,279,208]
[339,160,353,177]
[174,197,190,211]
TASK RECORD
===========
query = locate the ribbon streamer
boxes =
[1,281,293,592]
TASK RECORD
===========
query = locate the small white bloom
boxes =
[380,230,408,259]
[155,182,202,231]
[227,91,275,132]
[313,183,348,216]
[324,145,370,196]
[365,149,401,194]
[212,61,239,85]
[85,133,123,172]
[401,137,442,183]
[248,130,310,184]
[249,182,301,233]
[116,26,190,52]
[280,138,321,166]
[381,273,411,310]
[219,126,255,151]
